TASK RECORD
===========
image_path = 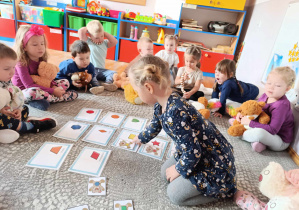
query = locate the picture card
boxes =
[112,129,140,152]
[137,138,169,161]
[74,108,102,122]
[114,200,134,210]
[82,125,116,146]
[69,147,111,177]
[121,116,148,132]
[67,204,89,210]
[53,121,90,141]
[88,177,106,196]
[166,141,176,159]
[26,142,72,170]
[99,112,126,127]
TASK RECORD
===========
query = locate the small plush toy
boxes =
[71,70,91,92]
[191,97,210,119]
[227,100,270,136]
[113,72,130,89]
[31,61,59,88]
[235,162,299,210]
[123,83,142,105]
[207,98,222,113]
[0,88,11,110]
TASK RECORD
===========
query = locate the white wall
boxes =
[236,0,292,87]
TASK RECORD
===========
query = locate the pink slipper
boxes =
[251,142,266,153]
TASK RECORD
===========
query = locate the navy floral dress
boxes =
[138,92,237,198]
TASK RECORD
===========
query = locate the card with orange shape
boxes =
[82,125,116,146]
[98,112,126,127]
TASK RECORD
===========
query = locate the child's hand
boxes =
[241,117,251,126]
[132,136,142,146]
[72,80,83,88]
[53,87,65,97]
[236,113,243,122]
[213,111,222,118]
[166,165,180,182]
[285,169,299,188]
[183,92,191,99]
[12,109,21,120]
[0,106,13,117]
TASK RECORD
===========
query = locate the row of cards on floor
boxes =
[68,200,133,210]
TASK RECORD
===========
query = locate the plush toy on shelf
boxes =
[31,61,59,88]
[235,162,299,210]
[98,7,110,17]
[191,97,211,119]
[227,100,270,137]
[124,11,136,20]
[71,70,91,92]
[87,0,100,15]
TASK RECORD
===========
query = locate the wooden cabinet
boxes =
[186,0,246,10]
[178,3,246,75]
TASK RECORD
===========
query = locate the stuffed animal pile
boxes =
[191,97,211,119]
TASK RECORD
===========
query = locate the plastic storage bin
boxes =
[109,10,124,18]
[68,15,85,30]
[102,21,117,36]
[0,4,14,19]
[43,9,64,27]
[19,5,43,23]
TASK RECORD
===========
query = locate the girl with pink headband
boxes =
[12,25,78,111]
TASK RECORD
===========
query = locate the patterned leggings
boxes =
[0,106,29,131]
[22,79,71,103]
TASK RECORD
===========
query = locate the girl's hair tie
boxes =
[23,25,44,47]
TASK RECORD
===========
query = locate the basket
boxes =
[68,15,85,30]
[19,5,43,23]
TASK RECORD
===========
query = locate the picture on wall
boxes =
[262,2,299,89]
[107,0,146,6]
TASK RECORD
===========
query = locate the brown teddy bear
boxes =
[113,71,130,89]
[191,97,210,119]
[227,100,270,136]
[31,61,59,88]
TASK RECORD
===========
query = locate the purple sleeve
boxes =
[249,102,287,135]
[15,64,54,94]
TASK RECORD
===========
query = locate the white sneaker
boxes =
[0,129,20,144]
[90,86,104,95]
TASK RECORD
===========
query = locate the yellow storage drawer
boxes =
[186,0,246,10]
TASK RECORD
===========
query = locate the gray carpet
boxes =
[0,90,297,210]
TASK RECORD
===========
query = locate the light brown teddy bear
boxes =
[31,61,59,88]
[191,97,210,119]
[227,100,270,136]
[113,71,130,89]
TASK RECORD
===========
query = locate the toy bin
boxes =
[84,18,103,26]
[109,10,124,18]
[68,15,85,30]
[43,9,64,27]
[102,21,117,36]
[19,5,43,23]
[0,4,14,19]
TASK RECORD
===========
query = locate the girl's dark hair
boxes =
[0,43,17,60]
[70,40,90,57]
[213,59,244,95]
[185,45,201,69]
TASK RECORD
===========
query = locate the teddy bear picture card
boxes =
[99,111,126,127]
[112,130,140,152]
[137,138,169,161]
[88,177,106,196]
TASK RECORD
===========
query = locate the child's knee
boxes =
[167,185,183,205]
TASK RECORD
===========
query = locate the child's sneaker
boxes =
[0,129,20,144]
[102,83,118,92]
[234,190,266,209]
[28,117,57,133]
[90,86,104,95]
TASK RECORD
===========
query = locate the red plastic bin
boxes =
[68,30,80,51]
[118,39,138,63]
[0,18,16,38]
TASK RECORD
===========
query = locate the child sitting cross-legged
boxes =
[130,55,237,206]
[0,43,56,144]
[56,40,104,95]
[78,20,118,91]
[12,25,78,111]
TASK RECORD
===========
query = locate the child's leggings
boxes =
[161,156,217,206]
[22,79,70,103]
[242,128,290,151]
[0,105,29,130]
